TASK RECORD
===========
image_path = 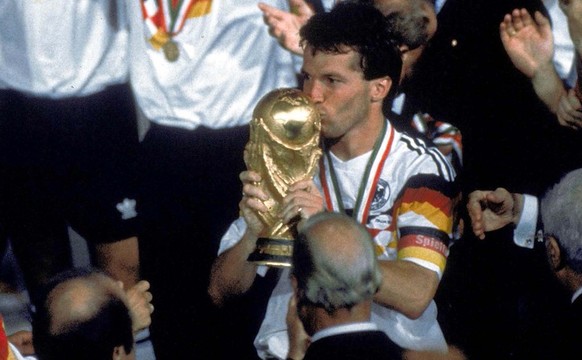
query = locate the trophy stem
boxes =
[247,237,294,267]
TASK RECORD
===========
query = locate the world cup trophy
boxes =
[245,88,322,267]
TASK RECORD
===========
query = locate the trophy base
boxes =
[247,237,293,267]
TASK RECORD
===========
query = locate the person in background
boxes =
[371,0,463,177]
[0,0,141,308]
[466,168,582,359]
[408,0,582,357]
[125,1,298,358]
[285,212,467,360]
[2,268,153,360]
[286,212,403,360]
[538,168,582,358]
[499,2,581,129]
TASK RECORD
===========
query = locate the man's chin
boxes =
[322,136,341,148]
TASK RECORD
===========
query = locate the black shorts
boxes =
[0,83,140,244]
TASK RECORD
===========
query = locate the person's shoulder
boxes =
[572,295,582,318]
[306,330,402,360]
[392,132,456,182]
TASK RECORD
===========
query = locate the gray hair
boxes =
[292,212,383,313]
[358,0,435,50]
[541,168,582,274]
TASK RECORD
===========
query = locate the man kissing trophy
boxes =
[245,88,321,267]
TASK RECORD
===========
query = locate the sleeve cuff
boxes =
[513,194,539,249]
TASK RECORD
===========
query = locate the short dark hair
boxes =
[300,1,402,96]
[32,268,134,360]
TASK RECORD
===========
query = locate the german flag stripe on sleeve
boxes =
[391,174,456,233]
[399,186,452,217]
[402,173,458,200]
[398,194,453,233]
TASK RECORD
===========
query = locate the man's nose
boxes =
[303,81,323,103]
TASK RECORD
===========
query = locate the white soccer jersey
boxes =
[219,121,457,358]
[317,120,456,277]
[126,0,298,130]
[0,0,129,97]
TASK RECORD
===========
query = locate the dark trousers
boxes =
[138,123,276,359]
[0,84,139,307]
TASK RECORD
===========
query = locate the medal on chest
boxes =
[320,120,395,226]
[162,40,180,62]
[141,0,212,62]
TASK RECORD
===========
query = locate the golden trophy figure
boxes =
[245,88,322,267]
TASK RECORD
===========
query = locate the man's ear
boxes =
[290,275,307,306]
[370,76,392,103]
[546,236,563,271]
[291,275,298,294]
[398,44,411,66]
[112,345,123,360]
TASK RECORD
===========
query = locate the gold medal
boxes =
[163,40,180,62]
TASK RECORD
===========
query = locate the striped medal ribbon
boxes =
[320,120,395,225]
[141,0,197,62]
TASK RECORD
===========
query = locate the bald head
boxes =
[47,272,126,335]
[292,212,382,313]
[32,268,135,360]
[301,213,372,268]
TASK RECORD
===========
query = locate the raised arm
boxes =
[258,0,315,56]
[558,0,582,129]
[208,170,266,307]
[209,170,325,307]
[500,9,566,113]
[559,0,582,56]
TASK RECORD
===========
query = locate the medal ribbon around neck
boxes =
[320,120,395,225]
[141,0,196,40]
[160,0,195,35]
[142,0,211,61]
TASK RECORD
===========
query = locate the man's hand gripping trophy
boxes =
[242,88,322,266]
